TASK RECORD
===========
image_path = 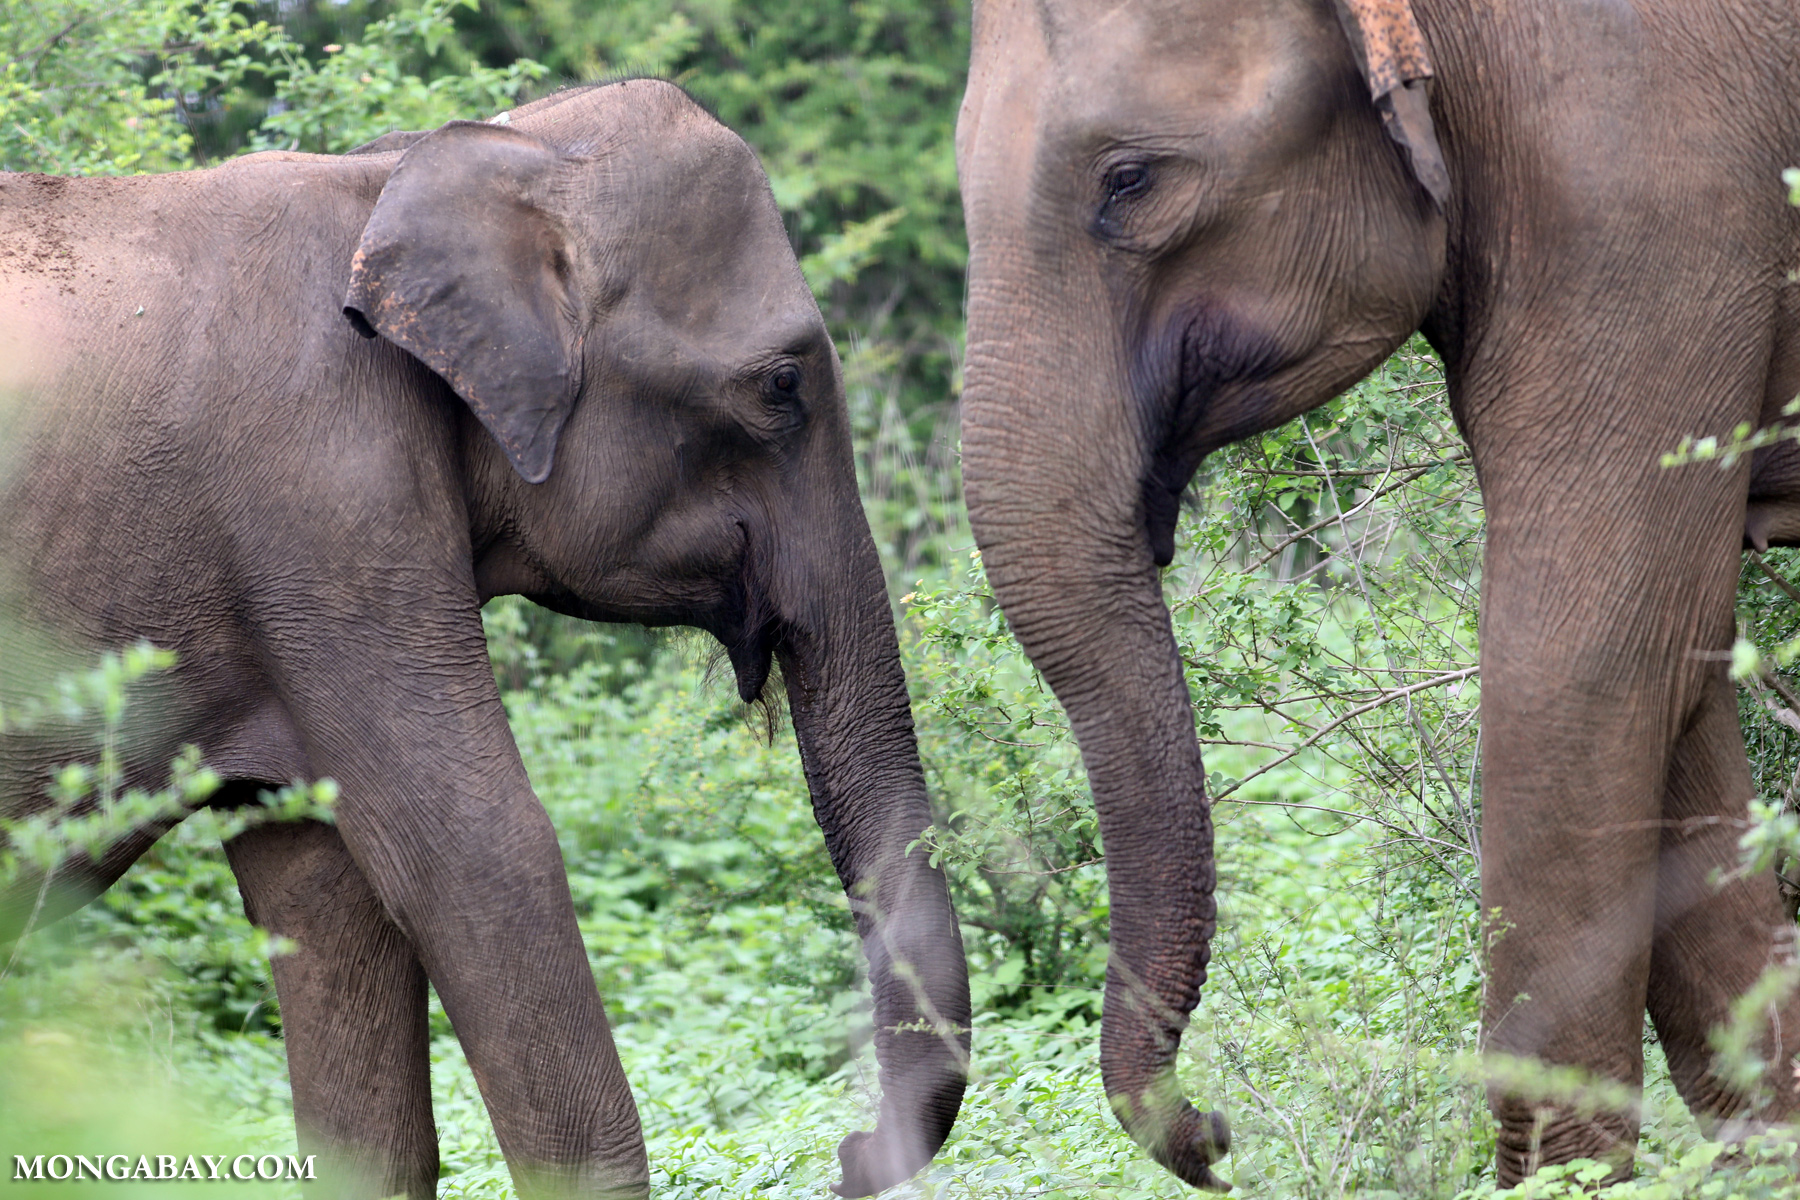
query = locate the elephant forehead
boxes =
[515,82,787,268]
[537,120,813,345]
[622,188,812,339]
[969,0,1322,178]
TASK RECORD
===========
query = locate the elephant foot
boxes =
[1493,1105,1634,1188]
[508,1163,650,1200]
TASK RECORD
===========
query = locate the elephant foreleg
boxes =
[1646,667,1800,1131]
[1479,675,1658,1185]
[225,818,438,1200]
[256,596,650,1199]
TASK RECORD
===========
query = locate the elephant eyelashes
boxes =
[744,362,805,438]
[1104,162,1151,201]
[760,363,806,415]
[1093,161,1155,242]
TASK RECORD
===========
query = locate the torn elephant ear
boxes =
[344,120,583,484]
[1331,0,1451,212]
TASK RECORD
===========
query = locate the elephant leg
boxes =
[1480,679,1660,1184]
[1474,433,1746,1182]
[256,596,648,1199]
[1646,668,1800,1127]
[1449,263,1780,1185]
[225,818,438,1200]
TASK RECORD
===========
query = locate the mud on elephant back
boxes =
[956,0,1800,1188]
[0,80,969,1199]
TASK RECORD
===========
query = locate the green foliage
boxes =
[1456,1136,1800,1200]
[0,990,299,1200]
[1661,394,1800,474]
[1723,549,1800,919]
[481,595,660,693]
[254,0,547,154]
[451,0,970,325]
[497,647,860,1005]
[0,0,287,174]
[904,552,1110,1016]
[0,641,336,1038]
[1456,1132,1800,1200]
[0,645,211,906]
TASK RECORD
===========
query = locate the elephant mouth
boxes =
[721,518,778,703]
[1134,300,1289,565]
[726,619,775,703]
[1139,464,1191,568]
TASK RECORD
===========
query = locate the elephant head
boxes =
[343,81,969,1196]
[956,0,1448,1187]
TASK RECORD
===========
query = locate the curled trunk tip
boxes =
[1110,1080,1232,1192]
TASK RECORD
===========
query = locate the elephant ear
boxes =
[345,120,581,484]
[1330,0,1450,211]
[344,129,432,156]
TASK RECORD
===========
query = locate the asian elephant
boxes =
[0,80,969,1198]
[956,0,1800,1187]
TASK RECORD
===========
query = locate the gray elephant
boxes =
[0,81,968,1198]
[955,0,1800,1188]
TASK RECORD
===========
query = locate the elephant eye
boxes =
[768,365,801,399]
[1104,162,1151,201]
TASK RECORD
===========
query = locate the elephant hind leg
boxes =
[1,813,185,940]
[225,818,438,1200]
[1646,668,1800,1129]
[1745,301,1800,551]
[1744,441,1800,549]
[1489,1102,1637,1189]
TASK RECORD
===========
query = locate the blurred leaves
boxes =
[254,0,547,153]
[0,0,288,174]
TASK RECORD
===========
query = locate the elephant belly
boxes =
[1746,441,1800,549]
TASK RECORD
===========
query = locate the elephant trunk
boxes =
[774,522,970,1198]
[960,290,1229,1190]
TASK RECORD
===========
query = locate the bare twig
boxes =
[1225,796,1475,860]
[1245,461,1454,574]
[1237,451,1466,480]
[1749,549,1800,607]
[1210,666,1478,802]
[1302,418,1476,852]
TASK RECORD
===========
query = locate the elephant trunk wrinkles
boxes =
[961,312,1229,1191]
[776,527,970,1198]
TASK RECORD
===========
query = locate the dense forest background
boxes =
[3,2,1800,1196]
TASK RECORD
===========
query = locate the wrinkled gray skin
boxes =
[957,0,1800,1188]
[0,81,968,1199]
